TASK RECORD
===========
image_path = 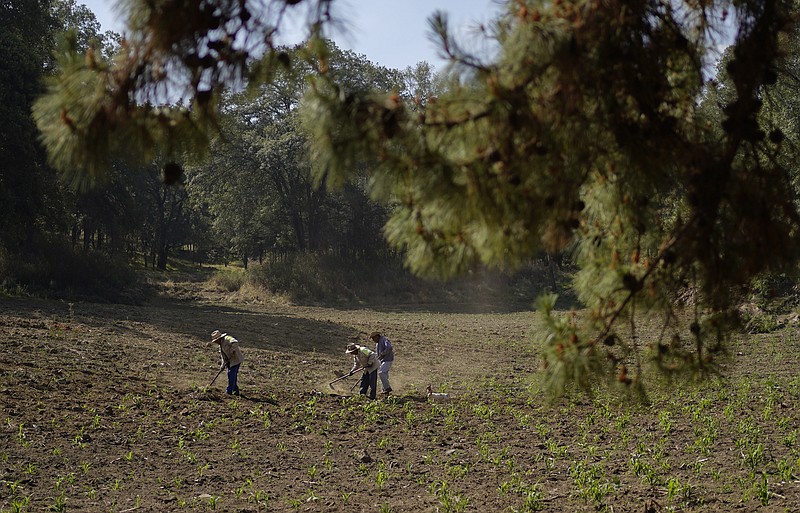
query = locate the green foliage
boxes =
[245,253,546,306]
[0,0,69,253]
[537,293,610,395]
[32,31,214,189]
[741,309,782,334]
[248,253,395,304]
[302,0,800,391]
[185,43,400,266]
[27,0,800,393]
[211,268,246,292]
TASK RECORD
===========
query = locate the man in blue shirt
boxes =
[370,331,394,396]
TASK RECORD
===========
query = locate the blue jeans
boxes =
[226,364,240,395]
[360,370,377,399]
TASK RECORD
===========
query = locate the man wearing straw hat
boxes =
[345,342,379,400]
[211,330,245,395]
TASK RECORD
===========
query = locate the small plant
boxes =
[206,495,222,509]
[447,462,471,478]
[570,460,615,504]
[404,409,416,428]
[753,472,770,506]
[251,489,269,507]
[658,410,673,436]
[10,495,31,512]
[7,480,22,495]
[665,477,693,506]
[521,487,544,512]
[16,423,26,446]
[777,458,796,482]
[741,443,765,472]
[472,403,495,419]
[375,462,388,490]
[197,462,211,477]
[48,493,67,512]
[782,429,798,448]
[429,480,469,513]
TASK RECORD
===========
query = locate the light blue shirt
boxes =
[375,335,394,362]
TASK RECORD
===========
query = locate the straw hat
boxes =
[345,343,359,354]
[211,330,226,343]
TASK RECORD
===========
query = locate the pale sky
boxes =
[80,0,505,71]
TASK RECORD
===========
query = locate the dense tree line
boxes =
[186,43,412,267]
[0,0,181,292]
[1,0,431,301]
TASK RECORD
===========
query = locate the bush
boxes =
[248,253,362,304]
[0,239,144,303]
[246,253,550,308]
[211,268,246,292]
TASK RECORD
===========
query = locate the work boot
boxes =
[383,388,392,396]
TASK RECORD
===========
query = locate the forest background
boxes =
[2,0,555,308]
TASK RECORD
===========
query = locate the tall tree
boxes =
[188,42,399,264]
[0,0,58,252]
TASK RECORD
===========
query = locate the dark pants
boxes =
[360,370,377,399]
[227,364,240,395]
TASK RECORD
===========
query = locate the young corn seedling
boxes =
[250,488,269,508]
[48,493,67,512]
[748,471,771,506]
[665,476,694,507]
[570,460,615,504]
[206,494,222,509]
[375,461,388,490]
[429,480,469,513]
[11,495,31,512]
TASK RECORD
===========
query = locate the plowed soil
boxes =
[1,275,799,512]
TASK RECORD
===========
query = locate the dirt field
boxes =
[1,275,799,512]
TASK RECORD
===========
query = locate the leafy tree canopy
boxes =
[32,0,800,395]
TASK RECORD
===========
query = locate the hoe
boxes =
[328,367,363,390]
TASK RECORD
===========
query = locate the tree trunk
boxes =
[546,252,558,293]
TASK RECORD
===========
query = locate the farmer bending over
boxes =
[211,330,245,395]
[345,343,379,400]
